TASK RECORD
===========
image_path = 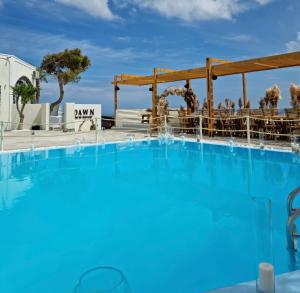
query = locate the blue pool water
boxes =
[0,140,300,293]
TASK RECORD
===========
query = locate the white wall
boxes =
[115,108,180,128]
[11,103,49,130]
[64,103,101,132]
[10,57,35,87]
[115,109,146,127]
[0,58,11,125]
[0,55,36,129]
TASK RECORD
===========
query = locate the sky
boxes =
[1,0,300,115]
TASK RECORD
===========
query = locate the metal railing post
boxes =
[164,115,167,135]
[200,115,203,141]
[246,115,251,145]
[0,122,3,151]
[95,117,99,144]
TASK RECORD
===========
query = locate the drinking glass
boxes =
[73,267,131,293]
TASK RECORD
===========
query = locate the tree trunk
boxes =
[17,103,26,130]
[36,79,40,104]
[18,113,25,130]
[16,97,21,129]
[50,78,64,116]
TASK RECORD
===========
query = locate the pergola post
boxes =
[151,68,158,131]
[186,79,192,114]
[114,76,118,118]
[242,73,247,108]
[206,58,214,136]
[186,79,191,89]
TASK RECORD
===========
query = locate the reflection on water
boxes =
[0,141,300,293]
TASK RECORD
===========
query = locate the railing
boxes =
[0,117,158,152]
[164,114,300,145]
[287,187,300,251]
[0,114,300,152]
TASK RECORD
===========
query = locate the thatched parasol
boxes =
[290,83,300,110]
[265,84,281,109]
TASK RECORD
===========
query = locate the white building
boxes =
[0,54,102,132]
[0,54,38,128]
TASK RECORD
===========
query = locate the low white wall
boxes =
[11,103,49,130]
[115,108,180,128]
[64,103,101,132]
[115,109,146,127]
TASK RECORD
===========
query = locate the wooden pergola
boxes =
[112,51,300,131]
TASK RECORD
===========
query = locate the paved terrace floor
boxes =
[1,129,294,152]
[1,129,148,151]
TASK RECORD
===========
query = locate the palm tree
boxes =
[11,84,37,130]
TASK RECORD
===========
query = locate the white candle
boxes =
[258,262,275,293]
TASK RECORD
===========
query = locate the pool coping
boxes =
[207,269,300,293]
[0,138,156,155]
[184,137,292,153]
[0,137,294,155]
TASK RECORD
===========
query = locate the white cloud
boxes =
[256,0,272,5]
[6,0,118,20]
[55,0,117,20]
[2,0,274,22]
[286,32,300,52]
[114,36,131,42]
[224,34,254,42]
[0,27,139,62]
[116,0,242,21]
[114,0,273,22]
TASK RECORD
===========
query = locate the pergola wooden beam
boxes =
[157,68,177,73]
[152,68,158,129]
[206,58,214,135]
[114,76,118,116]
[157,68,207,83]
[210,58,231,64]
[242,73,247,108]
[114,68,207,86]
[112,51,300,132]
[212,51,300,77]
[116,75,154,86]
[113,52,300,86]
[121,74,145,79]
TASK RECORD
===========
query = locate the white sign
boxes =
[75,108,95,120]
[64,103,101,132]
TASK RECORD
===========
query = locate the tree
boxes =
[12,83,37,130]
[35,67,48,104]
[41,48,91,115]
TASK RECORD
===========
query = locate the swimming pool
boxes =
[0,140,299,293]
